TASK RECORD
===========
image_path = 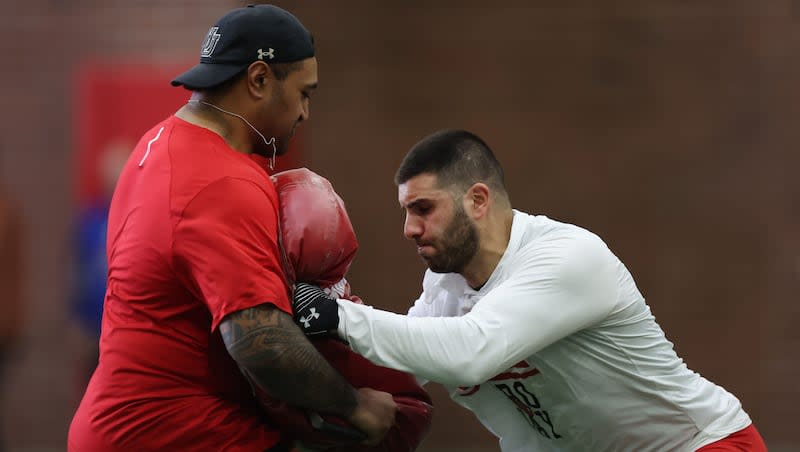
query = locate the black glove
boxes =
[292,283,340,336]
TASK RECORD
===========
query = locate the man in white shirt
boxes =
[292,129,767,451]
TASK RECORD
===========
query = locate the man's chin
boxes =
[418,254,433,267]
[274,135,294,156]
[422,258,449,274]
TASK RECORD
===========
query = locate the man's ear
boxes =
[465,183,490,219]
[246,61,272,99]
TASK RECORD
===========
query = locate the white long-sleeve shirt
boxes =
[337,210,751,451]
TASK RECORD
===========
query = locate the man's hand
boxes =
[347,387,398,446]
[293,282,340,336]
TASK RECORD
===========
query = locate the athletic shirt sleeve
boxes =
[337,231,619,386]
[173,177,291,331]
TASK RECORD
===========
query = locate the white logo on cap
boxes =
[257,48,275,60]
[200,27,221,58]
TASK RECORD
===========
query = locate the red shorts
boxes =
[696,424,767,451]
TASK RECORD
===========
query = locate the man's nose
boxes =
[403,215,422,240]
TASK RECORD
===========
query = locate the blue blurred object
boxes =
[72,199,110,338]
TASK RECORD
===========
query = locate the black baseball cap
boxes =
[171,4,315,90]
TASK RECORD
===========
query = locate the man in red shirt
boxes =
[68,5,396,451]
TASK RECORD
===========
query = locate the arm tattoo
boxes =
[220,304,357,417]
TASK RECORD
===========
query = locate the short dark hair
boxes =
[270,60,303,80]
[189,61,302,94]
[395,129,507,197]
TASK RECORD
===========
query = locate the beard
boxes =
[421,204,479,274]
[275,125,297,156]
[251,126,293,158]
[255,84,297,157]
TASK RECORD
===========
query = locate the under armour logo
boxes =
[300,308,320,328]
[257,48,275,60]
[200,27,221,58]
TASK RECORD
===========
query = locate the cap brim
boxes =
[171,62,246,89]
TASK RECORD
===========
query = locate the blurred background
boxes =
[0,0,797,451]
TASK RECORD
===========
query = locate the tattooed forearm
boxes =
[219,304,357,417]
